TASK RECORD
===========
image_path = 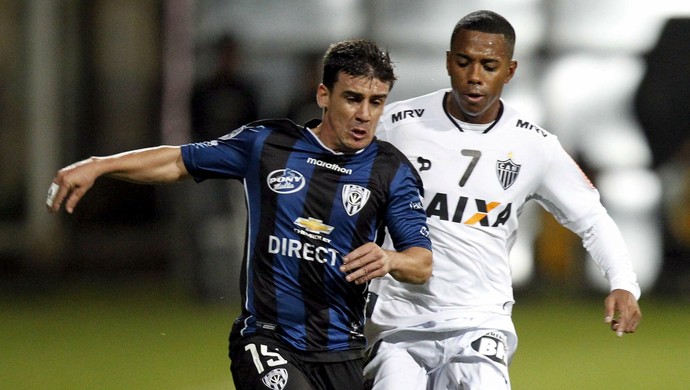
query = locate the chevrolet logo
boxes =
[294,217,334,234]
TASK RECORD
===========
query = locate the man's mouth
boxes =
[464,92,484,103]
[352,127,368,139]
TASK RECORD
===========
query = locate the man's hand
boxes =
[46,146,188,214]
[604,289,642,337]
[340,242,391,285]
[340,243,431,285]
[46,158,99,214]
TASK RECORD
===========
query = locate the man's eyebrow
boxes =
[342,90,389,100]
[454,52,500,63]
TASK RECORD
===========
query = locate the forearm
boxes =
[582,213,641,299]
[91,146,188,184]
[387,247,432,285]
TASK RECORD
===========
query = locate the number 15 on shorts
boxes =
[244,343,288,374]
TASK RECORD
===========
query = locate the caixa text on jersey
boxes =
[426,193,512,227]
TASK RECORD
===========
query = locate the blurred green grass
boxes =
[2,277,238,390]
[2,277,689,389]
[511,291,690,389]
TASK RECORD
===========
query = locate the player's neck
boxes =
[445,94,499,129]
[451,117,493,132]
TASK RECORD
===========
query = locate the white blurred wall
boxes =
[191,0,690,292]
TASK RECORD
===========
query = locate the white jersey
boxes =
[368,89,640,342]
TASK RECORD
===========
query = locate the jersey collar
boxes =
[442,91,504,134]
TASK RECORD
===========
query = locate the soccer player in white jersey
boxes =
[363,10,642,390]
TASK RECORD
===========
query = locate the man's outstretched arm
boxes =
[46,146,188,214]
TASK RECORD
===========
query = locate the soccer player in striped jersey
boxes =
[46,39,432,390]
[363,10,642,390]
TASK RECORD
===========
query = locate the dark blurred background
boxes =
[2,0,689,301]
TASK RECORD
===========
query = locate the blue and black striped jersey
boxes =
[181,119,430,361]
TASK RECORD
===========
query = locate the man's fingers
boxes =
[343,258,385,284]
[46,183,60,208]
[64,187,85,214]
[619,312,640,333]
[46,182,71,212]
[345,264,373,284]
[603,296,616,324]
[610,316,639,337]
[46,181,81,213]
[603,290,641,337]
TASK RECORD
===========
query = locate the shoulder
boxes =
[243,118,302,134]
[373,138,408,158]
[497,101,558,142]
[372,139,420,174]
[379,89,448,135]
[218,118,304,143]
[383,89,446,117]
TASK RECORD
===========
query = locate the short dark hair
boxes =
[321,39,396,91]
[451,10,516,58]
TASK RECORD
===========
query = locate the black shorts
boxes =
[230,334,364,390]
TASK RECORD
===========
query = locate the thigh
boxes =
[230,335,314,390]
[364,340,427,390]
[310,359,364,390]
[434,357,510,390]
[432,329,515,390]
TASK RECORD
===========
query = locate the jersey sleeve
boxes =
[384,161,432,252]
[582,213,641,298]
[534,141,605,232]
[535,141,641,298]
[180,125,258,181]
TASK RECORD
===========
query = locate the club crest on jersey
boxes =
[496,159,521,190]
[261,368,288,390]
[342,184,370,216]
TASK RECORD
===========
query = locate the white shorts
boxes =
[364,315,517,390]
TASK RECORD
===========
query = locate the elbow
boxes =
[411,256,433,285]
[391,249,432,285]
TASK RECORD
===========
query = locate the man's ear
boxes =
[446,50,451,76]
[505,60,518,84]
[316,83,329,108]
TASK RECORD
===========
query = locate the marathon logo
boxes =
[307,157,352,175]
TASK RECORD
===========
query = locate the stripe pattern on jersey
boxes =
[181,119,430,361]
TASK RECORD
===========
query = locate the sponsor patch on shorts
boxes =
[471,331,508,366]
